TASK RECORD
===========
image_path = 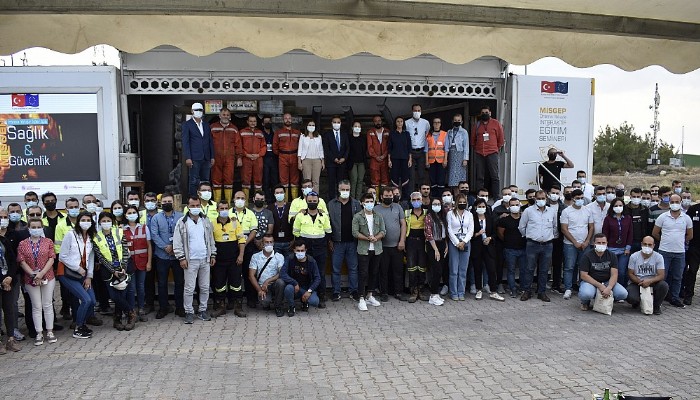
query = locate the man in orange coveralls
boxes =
[239,114,267,201]
[273,113,301,201]
[210,107,242,202]
[367,115,390,193]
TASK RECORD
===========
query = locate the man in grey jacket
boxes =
[173,196,217,324]
[327,180,362,301]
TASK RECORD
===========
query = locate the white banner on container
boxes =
[511,75,595,193]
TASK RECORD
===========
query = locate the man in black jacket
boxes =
[322,116,349,201]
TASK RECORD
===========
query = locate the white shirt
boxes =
[186,217,207,259]
[249,250,285,286]
[560,205,593,245]
[586,201,610,234]
[194,119,204,136]
[404,117,430,149]
[582,183,595,201]
[298,134,324,160]
[366,213,375,251]
[655,211,692,253]
[518,205,557,242]
[447,210,474,246]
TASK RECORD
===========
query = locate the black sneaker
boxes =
[86,316,103,326]
[53,324,64,332]
[317,301,327,309]
[683,297,692,306]
[520,291,531,301]
[379,294,389,303]
[350,292,360,302]
[653,307,662,315]
[394,293,409,302]
[198,311,211,321]
[81,325,93,335]
[175,308,186,318]
[287,306,296,317]
[537,293,551,302]
[550,286,564,295]
[72,326,91,339]
[301,302,309,312]
[184,313,194,324]
[275,308,284,317]
[155,310,167,319]
[331,293,342,302]
[98,307,113,316]
[670,299,686,309]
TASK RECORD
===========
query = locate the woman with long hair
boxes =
[470,198,505,301]
[424,198,447,306]
[123,205,152,321]
[446,193,474,300]
[110,200,127,226]
[298,120,325,193]
[388,116,412,201]
[602,198,633,288]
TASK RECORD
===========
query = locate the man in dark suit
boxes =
[181,102,215,196]
[322,115,350,200]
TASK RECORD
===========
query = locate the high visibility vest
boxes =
[293,210,332,239]
[54,217,74,253]
[404,209,426,237]
[234,208,259,237]
[426,130,447,164]
[93,227,125,266]
[288,197,328,221]
[124,224,149,270]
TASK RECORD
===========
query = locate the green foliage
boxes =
[593,122,676,174]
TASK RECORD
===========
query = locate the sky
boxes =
[2,46,699,154]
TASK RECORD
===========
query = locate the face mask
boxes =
[549,194,560,202]
[339,191,350,199]
[641,246,653,255]
[650,201,659,207]
[412,111,421,120]
[67,208,80,218]
[364,203,375,212]
[475,207,486,215]
[199,191,212,201]
[674,187,682,194]
[682,199,692,207]
[234,199,246,209]
[596,195,606,203]
[352,126,362,134]
[302,187,312,196]
[9,212,21,222]
[479,196,488,202]
[563,193,572,201]
[254,200,265,208]
[189,208,201,216]
[26,201,38,208]
[509,205,520,214]
[411,200,422,209]
[112,208,123,217]
[661,196,670,204]
[574,199,584,207]
[453,121,461,128]
[264,245,274,253]
[578,177,586,184]
[535,199,547,208]
[162,203,173,212]
[613,206,624,214]
[630,198,641,206]
[480,113,490,122]
[85,203,97,213]
[100,222,113,231]
[265,123,273,129]
[615,190,625,198]
[96,206,103,214]
[431,205,442,213]
[44,203,56,211]
[142,201,156,211]
[275,193,285,202]
[126,214,139,222]
[307,126,316,133]
[640,200,650,208]
[548,153,557,161]
[29,228,43,237]
[219,210,229,218]
[393,195,400,203]
[457,203,467,210]
[307,202,319,210]
[193,110,203,119]
[527,198,535,206]
[332,123,341,131]
[594,244,607,253]
[382,198,393,206]
[442,195,453,204]
[79,221,92,231]
[670,203,682,212]
[295,251,306,260]
[128,200,140,207]
[501,195,511,203]
[220,117,230,125]
[605,193,616,202]
[375,124,382,129]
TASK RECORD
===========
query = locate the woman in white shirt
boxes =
[446,193,474,301]
[297,120,325,193]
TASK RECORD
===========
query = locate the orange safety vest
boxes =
[426,130,447,164]
[124,224,149,270]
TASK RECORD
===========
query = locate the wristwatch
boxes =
[307,289,313,293]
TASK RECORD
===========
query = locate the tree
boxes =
[593,122,676,174]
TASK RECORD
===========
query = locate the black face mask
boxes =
[254,200,265,208]
[44,203,56,211]
[382,198,393,206]
[375,124,382,129]
[457,203,467,210]
[459,190,469,195]
[264,123,272,130]
[548,154,557,161]
[307,203,318,210]
[527,198,535,205]
[162,204,173,212]
[393,195,400,203]
[616,190,625,198]
[480,113,490,122]
[453,122,461,128]
[422,204,430,210]
[563,193,572,201]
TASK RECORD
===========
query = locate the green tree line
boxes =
[593,122,676,174]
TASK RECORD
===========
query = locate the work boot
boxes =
[418,287,430,302]
[5,337,21,352]
[233,299,247,318]
[290,186,298,200]
[224,188,233,202]
[0,341,5,355]
[408,287,418,303]
[113,313,125,331]
[124,311,136,331]
[137,308,148,322]
[243,188,251,202]
[211,300,226,318]
[226,299,236,311]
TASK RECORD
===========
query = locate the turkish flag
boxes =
[11,93,25,107]
[540,81,555,93]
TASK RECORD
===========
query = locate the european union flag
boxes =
[554,82,568,94]
[25,94,39,107]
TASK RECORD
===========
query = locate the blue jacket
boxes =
[181,118,214,161]
[280,256,321,292]
[150,211,184,260]
[322,130,350,162]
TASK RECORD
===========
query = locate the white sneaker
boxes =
[475,290,483,300]
[358,298,368,311]
[563,290,572,300]
[429,294,444,306]
[470,284,477,295]
[489,292,505,302]
[34,334,44,346]
[440,285,449,296]
[366,295,381,307]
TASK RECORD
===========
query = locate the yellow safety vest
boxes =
[93,227,125,264]
[213,217,246,244]
[405,209,426,237]
[234,208,259,237]
[289,197,328,221]
[293,210,332,239]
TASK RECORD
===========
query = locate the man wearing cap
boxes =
[181,103,215,197]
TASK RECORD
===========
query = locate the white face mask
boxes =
[535,199,547,208]
[479,196,488,202]
[442,195,453,204]
[682,199,692,207]
[475,207,486,215]
[613,206,624,214]
[641,200,651,208]
[145,201,157,211]
[302,187,312,196]
[412,111,421,120]
[26,201,38,208]
[189,208,201,216]
[339,190,350,199]
[275,193,285,202]
[332,123,341,131]
[630,198,641,206]
[100,222,113,231]
[606,193,616,202]
[307,126,316,133]
[549,194,560,202]
[295,251,306,260]
[509,205,520,214]
[112,208,123,217]
[200,191,212,201]
[126,213,139,222]
[641,246,653,255]
[670,203,682,212]
[234,199,246,209]
[574,199,584,207]
[0,219,8,229]
[29,228,43,237]
[352,126,362,134]
[128,200,140,207]
[501,195,511,203]
[431,205,442,213]
[594,244,607,253]
[79,221,92,231]
[85,203,97,213]
[264,245,274,253]
[219,210,229,218]
[193,110,203,119]
[578,177,586,184]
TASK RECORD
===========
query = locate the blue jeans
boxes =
[156,258,185,310]
[448,241,470,297]
[563,243,586,291]
[523,241,553,294]
[133,269,147,309]
[331,241,358,294]
[107,279,136,314]
[659,250,685,302]
[284,284,320,308]
[578,281,628,305]
[188,159,211,197]
[274,242,292,260]
[57,276,96,326]
[503,248,526,292]
[608,247,630,288]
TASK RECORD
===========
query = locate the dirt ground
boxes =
[593,167,700,197]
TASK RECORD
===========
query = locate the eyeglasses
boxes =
[192,109,203,112]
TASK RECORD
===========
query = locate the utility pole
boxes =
[681,125,685,166]
[647,83,661,166]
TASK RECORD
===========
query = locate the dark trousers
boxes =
[406,236,426,288]
[107,280,136,315]
[428,162,446,198]
[494,239,504,285]
[145,257,157,308]
[390,159,411,200]
[626,281,669,309]
[263,154,279,203]
[474,152,500,199]
[358,251,380,297]
[0,282,17,335]
[242,242,258,304]
[471,241,497,290]
[551,237,564,289]
[326,162,347,200]
[212,258,243,302]
[305,237,328,300]
[427,240,447,294]
[410,150,426,192]
[93,268,111,311]
[683,247,700,300]
[188,159,211,197]
[380,246,405,295]
[155,258,184,311]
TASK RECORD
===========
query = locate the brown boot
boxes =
[418,287,430,302]
[233,299,247,318]
[211,300,226,318]
[408,287,418,303]
[124,311,136,331]
[0,341,6,355]
[5,337,21,352]
[113,314,125,331]
[137,308,148,322]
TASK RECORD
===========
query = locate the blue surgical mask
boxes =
[295,251,306,260]
[126,213,139,222]
[68,208,80,218]
[574,199,584,207]
[535,200,547,208]
[219,210,229,218]
[112,208,123,217]
[411,200,422,209]
[9,212,21,222]
[364,203,375,212]
[596,195,606,203]
[145,202,157,211]
[661,196,670,204]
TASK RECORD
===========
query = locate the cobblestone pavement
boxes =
[1,287,698,399]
